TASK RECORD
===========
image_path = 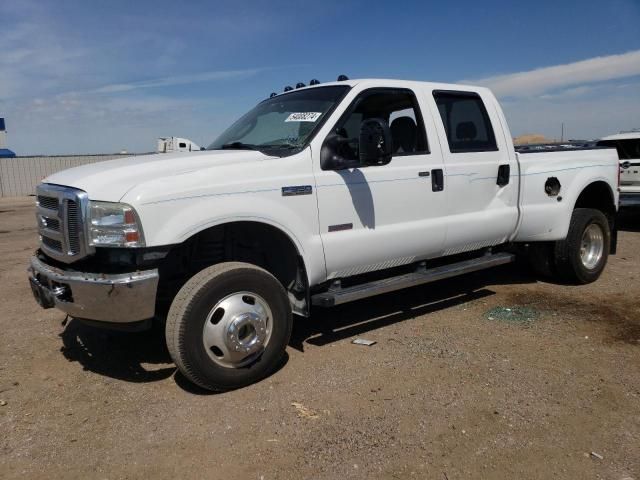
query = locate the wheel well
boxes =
[574,181,616,218]
[157,222,309,317]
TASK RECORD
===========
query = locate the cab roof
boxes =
[600,131,640,141]
[270,78,492,97]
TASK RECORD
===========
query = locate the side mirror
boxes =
[359,118,392,166]
[320,132,358,170]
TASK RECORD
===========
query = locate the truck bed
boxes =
[513,147,619,242]
[515,143,602,154]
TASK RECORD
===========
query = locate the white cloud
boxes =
[0,10,88,100]
[8,93,208,154]
[467,50,640,97]
[501,81,640,140]
[91,68,262,94]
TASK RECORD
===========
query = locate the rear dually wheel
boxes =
[553,208,610,284]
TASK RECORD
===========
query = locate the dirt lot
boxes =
[0,197,639,479]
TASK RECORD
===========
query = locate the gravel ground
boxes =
[1,197,639,479]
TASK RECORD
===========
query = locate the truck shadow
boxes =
[59,320,175,383]
[58,263,538,389]
[290,263,536,351]
[618,210,640,232]
[292,288,494,351]
[339,169,375,228]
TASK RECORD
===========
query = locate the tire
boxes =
[166,262,292,391]
[553,208,610,284]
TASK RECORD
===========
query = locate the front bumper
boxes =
[620,192,640,208]
[28,255,159,323]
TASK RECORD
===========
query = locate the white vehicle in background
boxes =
[157,136,202,153]
[28,76,619,391]
[597,130,640,208]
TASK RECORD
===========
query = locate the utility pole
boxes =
[561,122,564,142]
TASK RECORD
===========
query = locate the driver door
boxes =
[313,87,447,279]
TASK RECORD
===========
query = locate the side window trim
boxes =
[432,90,499,154]
[328,87,431,159]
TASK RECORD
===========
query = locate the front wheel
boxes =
[553,208,610,284]
[166,262,292,391]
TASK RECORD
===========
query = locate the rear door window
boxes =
[596,139,640,160]
[433,91,498,153]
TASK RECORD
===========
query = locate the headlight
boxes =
[89,201,145,247]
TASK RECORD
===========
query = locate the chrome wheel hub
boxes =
[580,223,604,270]
[202,292,272,368]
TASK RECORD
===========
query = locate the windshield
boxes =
[208,85,350,153]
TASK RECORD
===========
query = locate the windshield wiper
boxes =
[259,143,300,150]
[220,142,258,150]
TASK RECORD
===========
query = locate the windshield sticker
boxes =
[285,112,322,122]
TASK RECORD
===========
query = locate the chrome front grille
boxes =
[42,216,60,232]
[36,184,93,263]
[41,236,63,252]
[67,200,80,254]
[37,195,59,211]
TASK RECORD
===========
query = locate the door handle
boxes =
[431,169,444,192]
[497,164,510,187]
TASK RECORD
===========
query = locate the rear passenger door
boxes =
[430,90,519,254]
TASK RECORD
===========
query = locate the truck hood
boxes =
[43,150,275,201]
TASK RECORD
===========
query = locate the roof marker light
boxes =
[270,92,277,98]
[284,85,293,92]
[337,74,349,81]
[295,82,306,89]
[310,79,320,85]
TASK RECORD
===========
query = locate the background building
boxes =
[0,118,17,158]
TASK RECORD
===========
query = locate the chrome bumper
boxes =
[28,255,159,323]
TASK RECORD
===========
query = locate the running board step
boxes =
[312,252,515,307]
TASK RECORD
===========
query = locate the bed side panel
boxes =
[514,149,618,242]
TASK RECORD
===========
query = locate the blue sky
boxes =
[1,0,639,155]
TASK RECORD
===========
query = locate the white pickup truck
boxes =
[28,77,619,391]
[597,130,640,208]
